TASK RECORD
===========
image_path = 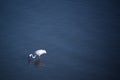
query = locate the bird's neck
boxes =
[30,54,37,58]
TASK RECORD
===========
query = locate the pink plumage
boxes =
[35,49,47,57]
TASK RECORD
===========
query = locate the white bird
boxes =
[29,49,47,59]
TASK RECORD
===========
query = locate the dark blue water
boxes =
[0,0,119,80]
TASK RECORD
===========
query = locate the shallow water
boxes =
[0,0,119,80]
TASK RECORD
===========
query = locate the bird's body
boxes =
[29,49,47,59]
[35,49,47,56]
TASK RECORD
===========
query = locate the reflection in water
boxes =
[28,57,45,67]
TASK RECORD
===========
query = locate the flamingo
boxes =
[29,49,47,59]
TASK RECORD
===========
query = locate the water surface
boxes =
[0,0,119,80]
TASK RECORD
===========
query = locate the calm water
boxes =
[0,0,119,80]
